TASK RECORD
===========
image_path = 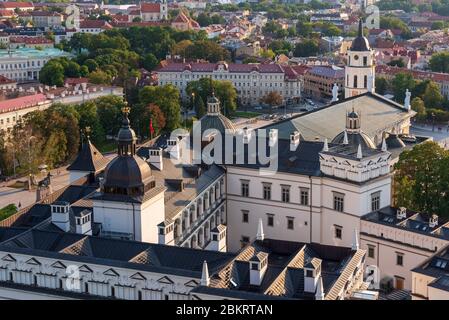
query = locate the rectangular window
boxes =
[281,185,290,203]
[263,183,271,200]
[287,217,294,230]
[242,210,249,223]
[267,214,274,227]
[368,245,375,259]
[333,193,345,212]
[396,253,404,266]
[334,225,342,239]
[241,180,249,197]
[371,192,381,212]
[300,188,309,206]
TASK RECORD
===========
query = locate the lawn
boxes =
[0,204,18,221]
[232,111,262,119]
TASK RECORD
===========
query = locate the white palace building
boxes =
[0,26,446,300]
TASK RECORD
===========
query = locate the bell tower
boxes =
[345,19,375,98]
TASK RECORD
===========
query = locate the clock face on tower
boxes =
[354,55,359,61]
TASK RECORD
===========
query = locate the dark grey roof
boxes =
[428,275,449,292]
[0,227,27,243]
[362,206,449,240]
[103,155,153,189]
[331,131,376,150]
[412,245,449,279]
[67,139,109,173]
[198,114,236,136]
[351,19,370,51]
[385,133,406,149]
[0,228,236,279]
[227,138,327,177]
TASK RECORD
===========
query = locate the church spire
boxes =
[358,18,363,37]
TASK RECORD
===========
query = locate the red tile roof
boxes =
[141,3,161,13]
[0,2,33,9]
[0,9,13,16]
[80,19,113,29]
[0,75,15,84]
[65,77,88,85]
[376,65,449,83]
[157,62,286,73]
[10,36,53,45]
[0,94,47,114]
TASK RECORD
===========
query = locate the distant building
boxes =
[303,65,345,100]
[0,2,34,12]
[31,11,63,28]
[156,61,301,106]
[79,20,113,34]
[171,11,200,31]
[0,47,70,82]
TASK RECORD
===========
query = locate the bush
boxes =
[0,204,18,221]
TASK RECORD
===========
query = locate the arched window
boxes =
[364,75,368,88]
[353,75,358,88]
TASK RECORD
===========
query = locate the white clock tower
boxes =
[345,19,375,99]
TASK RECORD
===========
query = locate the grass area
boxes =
[0,204,18,221]
[232,111,262,119]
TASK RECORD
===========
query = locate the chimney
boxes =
[396,207,406,220]
[322,138,329,152]
[209,225,227,252]
[290,131,300,151]
[304,258,322,294]
[148,148,163,170]
[158,221,174,245]
[429,214,438,228]
[167,138,180,160]
[51,201,71,232]
[256,218,264,241]
[249,252,268,286]
[268,129,278,147]
[75,209,92,235]
[352,229,359,250]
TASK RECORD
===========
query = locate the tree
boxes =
[142,53,159,71]
[84,59,99,72]
[262,91,283,106]
[375,77,389,95]
[138,85,181,131]
[142,103,166,137]
[394,141,449,217]
[196,13,212,27]
[40,60,65,86]
[411,97,426,121]
[387,58,405,68]
[260,49,275,60]
[186,78,237,116]
[423,81,444,108]
[184,40,230,62]
[95,95,126,136]
[89,70,113,85]
[294,39,319,57]
[380,16,412,39]
[429,52,449,73]
[194,95,206,118]
[391,73,415,103]
[171,39,193,56]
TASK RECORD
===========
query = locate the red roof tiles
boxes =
[0,94,47,114]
